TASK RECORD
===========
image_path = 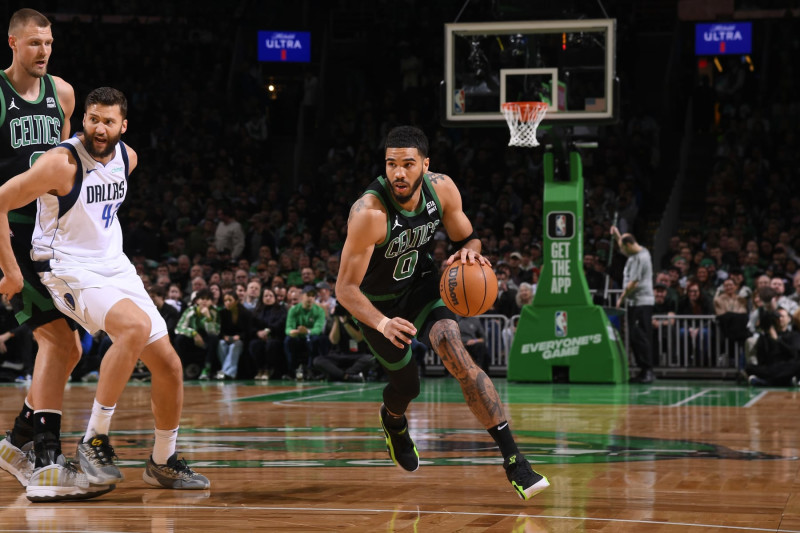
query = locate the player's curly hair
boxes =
[85,87,128,118]
[385,126,429,158]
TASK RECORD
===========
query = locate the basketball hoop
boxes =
[501,101,548,148]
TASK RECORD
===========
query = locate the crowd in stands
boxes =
[1,4,798,385]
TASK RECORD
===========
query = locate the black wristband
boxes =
[452,230,478,250]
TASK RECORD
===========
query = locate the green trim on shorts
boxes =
[367,343,412,371]
[366,298,446,371]
[363,291,402,302]
[413,299,445,333]
[15,280,56,324]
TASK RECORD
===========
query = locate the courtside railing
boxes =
[424,310,743,379]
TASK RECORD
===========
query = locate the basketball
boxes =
[439,261,498,317]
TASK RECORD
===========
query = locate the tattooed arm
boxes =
[430,320,506,428]
[335,194,417,348]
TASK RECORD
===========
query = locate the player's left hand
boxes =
[445,249,491,267]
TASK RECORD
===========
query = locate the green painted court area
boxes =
[233,378,767,408]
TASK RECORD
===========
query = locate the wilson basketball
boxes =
[439,261,498,317]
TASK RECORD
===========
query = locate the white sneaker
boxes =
[26,454,115,502]
[0,432,34,487]
[75,434,124,485]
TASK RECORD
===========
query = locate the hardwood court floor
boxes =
[2,377,800,532]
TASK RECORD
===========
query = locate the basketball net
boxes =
[502,101,548,148]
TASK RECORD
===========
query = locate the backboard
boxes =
[443,19,617,126]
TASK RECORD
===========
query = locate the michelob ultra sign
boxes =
[258,31,311,62]
[695,22,752,56]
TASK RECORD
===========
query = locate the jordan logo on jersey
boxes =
[7,98,19,111]
[392,216,402,230]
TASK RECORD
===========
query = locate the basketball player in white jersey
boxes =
[0,87,209,495]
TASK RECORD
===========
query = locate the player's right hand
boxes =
[0,269,23,299]
[382,317,417,349]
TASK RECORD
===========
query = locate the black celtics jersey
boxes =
[359,174,443,300]
[0,72,64,227]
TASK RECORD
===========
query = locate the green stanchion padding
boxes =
[506,148,628,383]
[508,304,627,383]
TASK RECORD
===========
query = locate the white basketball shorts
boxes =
[39,258,167,344]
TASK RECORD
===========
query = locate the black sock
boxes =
[488,421,520,459]
[33,411,63,468]
[9,403,35,448]
[381,405,406,430]
[34,410,62,439]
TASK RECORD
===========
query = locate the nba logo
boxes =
[555,215,566,237]
[454,89,466,114]
[555,311,567,338]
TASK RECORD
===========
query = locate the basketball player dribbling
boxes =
[336,125,549,499]
[0,8,108,501]
[0,87,209,500]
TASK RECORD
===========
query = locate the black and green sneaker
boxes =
[379,405,419,472]
[504,454,549,500]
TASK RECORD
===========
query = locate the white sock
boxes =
[83,399,116,442]
[152,427,178,465]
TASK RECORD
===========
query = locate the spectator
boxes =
[678,280,714,315]
[714,278,751,366]
[215,203,245,260]
[147,285,180,343]
[284,286,327,379]
[165,283,184,314]
[771,276,798,316]
[249,287,288,380]
[655,270,680,309]
[326,254,341,283]
[174,289,221,380]
[789,271,800,307]
[188,276,208,301]
[694,265,716,303]
[456,315,489,372]
[746,302,800,387]
[583,252,606,305]
[172,254,192,292]
[652,283,678,359]
[216,290,254,380]
[754,274,771,293]
[507,251,531,287]
[208,282,222,308]
[725,267,753,303]
[315,281,337,317]
[492,265,518,318]
[234,282,247,303]
[245,213,278,264]
[234,268,250,286]
[677,280,715,365]
[311,303,374,382]
[242,279,262,311]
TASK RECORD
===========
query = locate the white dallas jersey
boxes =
[32,136,129,264]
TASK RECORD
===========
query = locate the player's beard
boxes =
[390,171,423,205]
[84,129,121,159]
[24,59,47,78]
